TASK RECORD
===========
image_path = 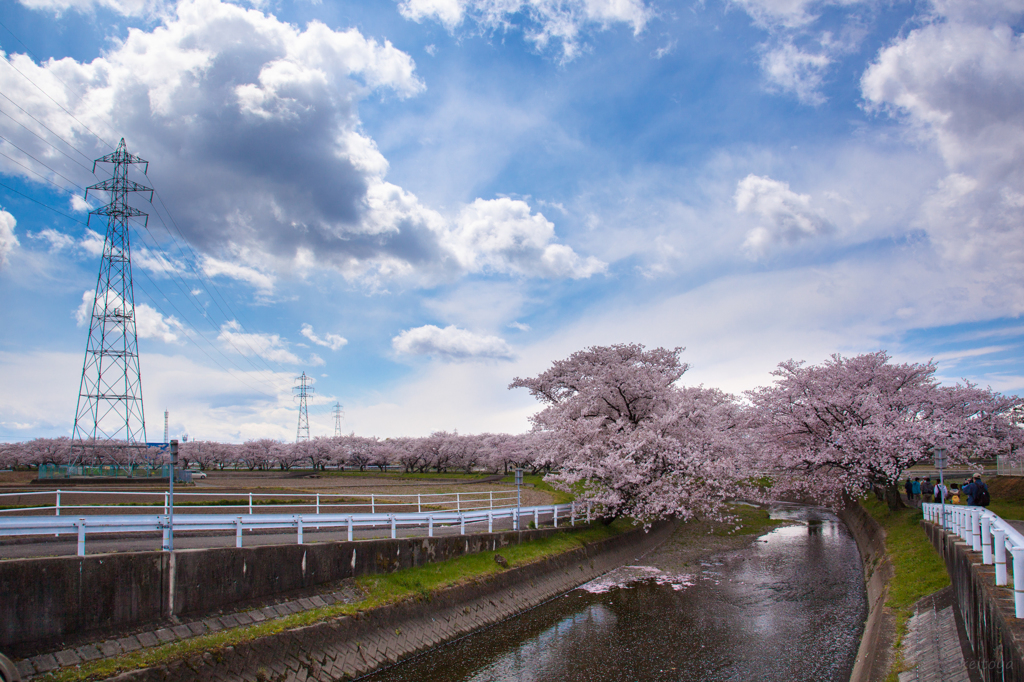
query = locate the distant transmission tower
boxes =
[294,372,314,442]
[332,402,344,438]
[71,139,153,462]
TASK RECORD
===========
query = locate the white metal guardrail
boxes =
[0,502,590,556]
[0,489,519,516]
[923,502,1024,617]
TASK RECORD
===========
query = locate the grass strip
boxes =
[860,497,950,682]
[33,520,635,682]
[499,474,575,504]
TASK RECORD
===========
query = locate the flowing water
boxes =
[363,505,866,682]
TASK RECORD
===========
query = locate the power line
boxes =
[0,105,95,172]
[0,148,87,198]
[0,179,88,224]
[0,132,91,191]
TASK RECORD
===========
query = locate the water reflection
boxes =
[364,505,865,682]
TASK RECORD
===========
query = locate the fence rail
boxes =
[0,488,519,516]
[0,502,589,556]
[922,502,1024,617]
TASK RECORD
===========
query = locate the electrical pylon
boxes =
[294,372,314,442]
[71,138,153,462]
[332,402,344,438]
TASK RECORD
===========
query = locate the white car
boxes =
[192,471,207,479]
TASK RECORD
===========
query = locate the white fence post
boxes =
[972,510,982,552]
[457,493,461,512]
[418,494,421,513]
[982,515,993,564]
[55,490,61,517]
[164,492,169,515]
[235,517,243,548]
[1012,547,1024,618]
[316,493,320,515]
[995,529,1007,585]
[76,518,86,557]
[489,491,493,509]
[553,507,558,528]
[488,511,493,533]
[586,502,591,524]
[372,495,375,514]
[347,516,354,542]
[390,514,396,539]
[297,516,304,545]
[571,503,576,526]
[460,514,465,535]
[534,508,539,529]
[428,515,433,538]
[249,493,253,515]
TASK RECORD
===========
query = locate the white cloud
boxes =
[392,324,515,360]
[79,230,105,257]
[135,248,180,276]
[217,320,301,365]
[202,256,276,293]
[300,323,348,351]
[28,228,74,251]
[398,0,651,60]
[449,197,606,278]
[74,289,185,343]
[735,174,834,256]
[508,321,531,331]
[861,9,1024,278]
[17,0,165,17]
[0,209,17,267]
[760,42,830,104]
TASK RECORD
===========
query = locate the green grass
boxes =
[861,497,950,682]
[712,503,787,536]
[499,473,575,504]
[33,520,633,682]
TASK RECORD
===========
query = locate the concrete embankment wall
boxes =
[923,521,1024,681]
[839,502,895,682]
[106,521,676,682]
[0,526,571,654]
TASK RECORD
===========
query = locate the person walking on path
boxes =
[912,477,922,500]
[922,477,934,503]
[905,478,915,501]
[966,474,990,507]
[935,481,947,504]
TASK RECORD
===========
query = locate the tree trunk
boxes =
[885,482,906,511]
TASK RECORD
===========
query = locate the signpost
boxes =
[515,468,523,531]
[934,447,947,529]
[163,439,177,552]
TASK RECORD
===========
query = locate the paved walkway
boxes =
[898,588,973,682]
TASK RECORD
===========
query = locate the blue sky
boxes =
[1,0,1022,443]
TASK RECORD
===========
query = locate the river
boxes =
[363,505,866,682]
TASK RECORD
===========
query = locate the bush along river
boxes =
[363,504,866,682]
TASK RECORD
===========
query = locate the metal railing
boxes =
[0,502,593,556]
[0,489,519,516]
[922,502,1024,617]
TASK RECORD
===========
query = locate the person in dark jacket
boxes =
[905,477,914,500]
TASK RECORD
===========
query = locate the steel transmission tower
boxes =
[71,139,153,460]
[332,402,344,438]
[294,372,314,442]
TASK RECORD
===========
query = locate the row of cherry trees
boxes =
[3,344,1022,524]
[0,431,557,476]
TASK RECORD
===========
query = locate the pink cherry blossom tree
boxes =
[747,351,1024,510]
[510,343,747,525]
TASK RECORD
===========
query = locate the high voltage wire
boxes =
[0,51,113,151]
[0,132,91,191]
[0,106,95,172]
[0,179,88,224]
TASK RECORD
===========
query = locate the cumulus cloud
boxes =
[735,174,834,256]
[398,0,651,60]
[449,197,606,278]
[392,324,515,360]
[0,209,18,267]
[300,323,348,351]
[861,6,1024,275]
[75,289,185,343]
[0,0,600,289]
[17,0,165,17]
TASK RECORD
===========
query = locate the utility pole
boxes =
[294,372,313,443]
[164,410,169,444]
[332,402,344,438]
[71,139,152,464]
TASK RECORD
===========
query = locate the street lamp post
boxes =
[164,439,178,551]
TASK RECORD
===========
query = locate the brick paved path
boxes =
[898,588,971,682]
[15,522,674,681]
